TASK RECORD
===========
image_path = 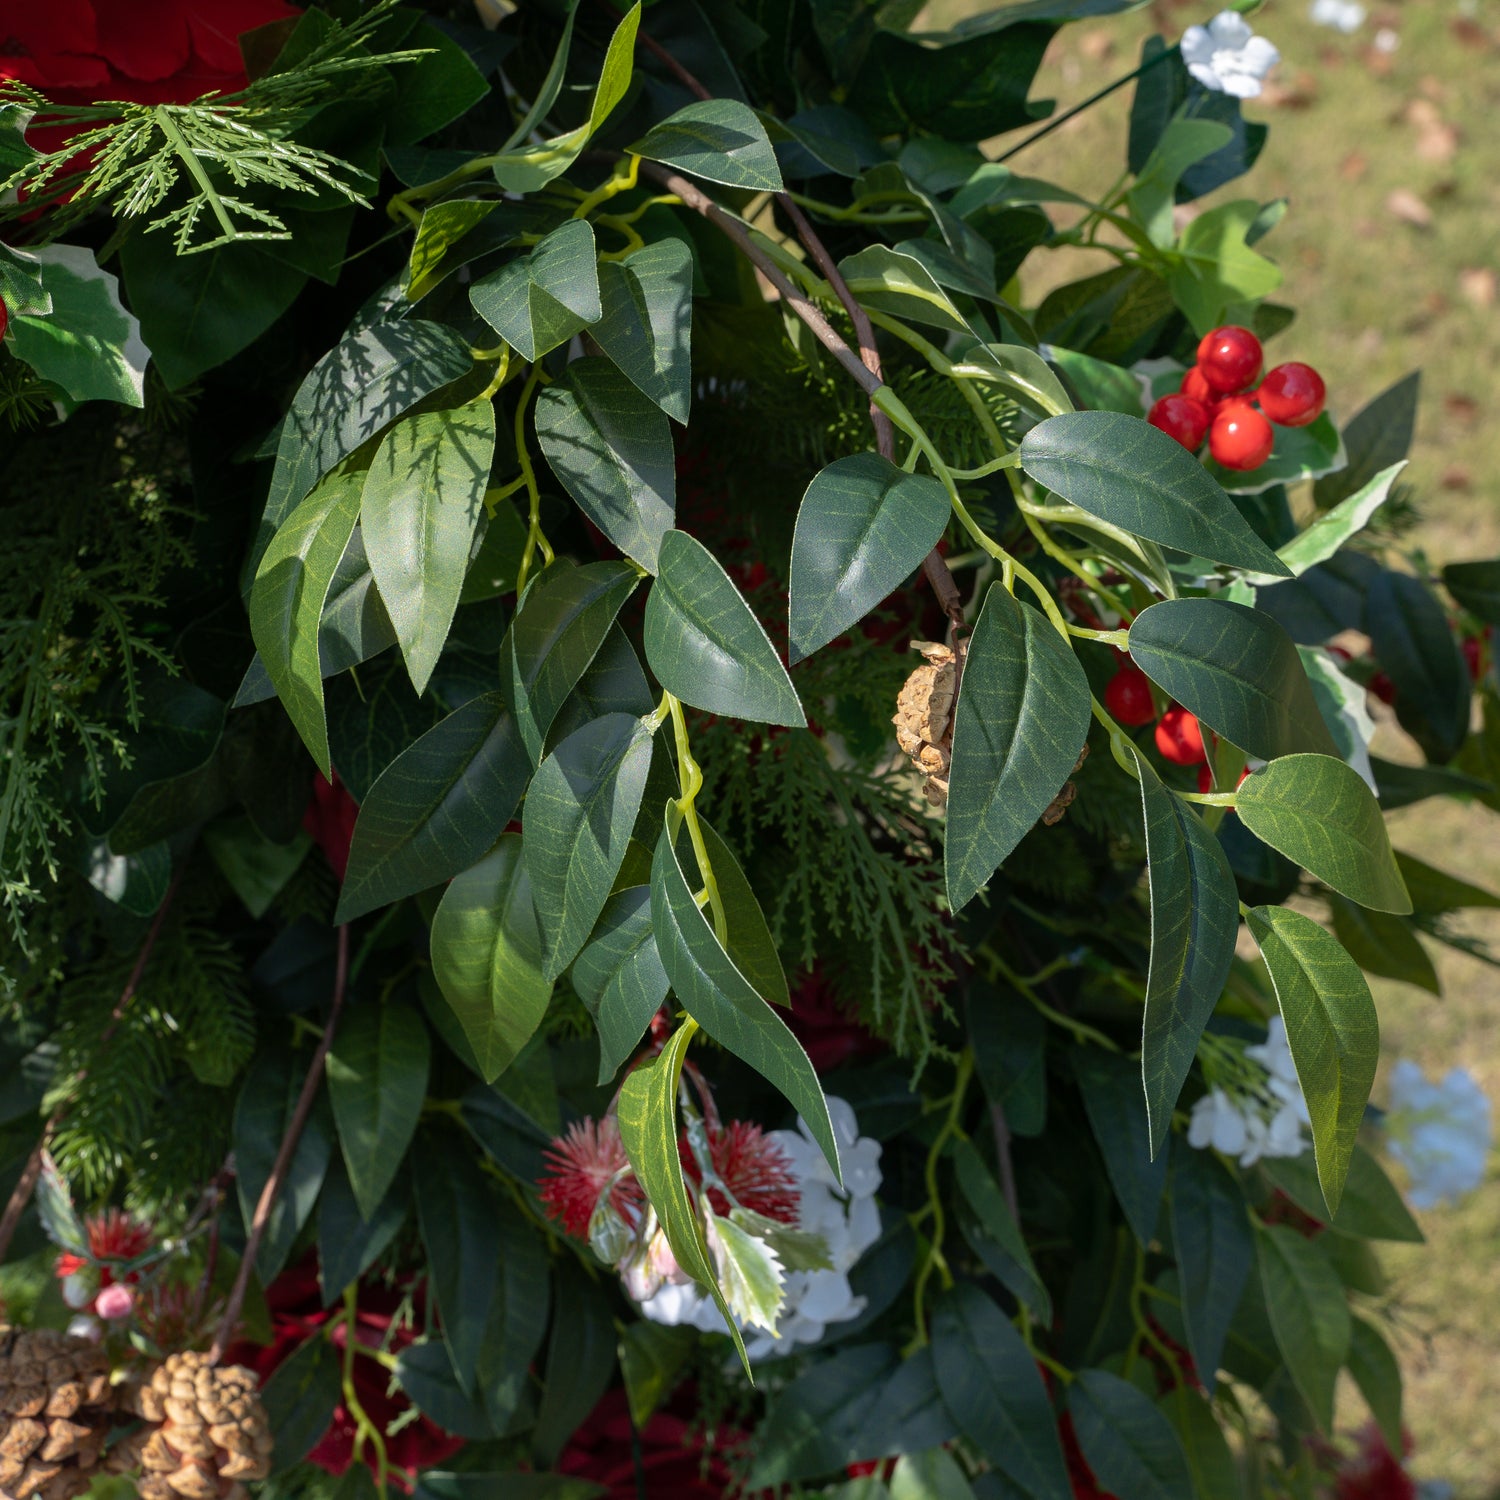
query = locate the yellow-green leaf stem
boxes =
[666,693,726,947]
[511,365,555,594]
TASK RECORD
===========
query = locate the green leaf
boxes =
[1367,569,1470,764]
[318,1159,406,1305]
[931,1283,1072,1500]
[963,342,1075,419]
[1128,118,1234,248]
[644,530,804,727]
[1261,1145,1423,1243]
[1257,1223,1350,1430]
[1135,750,1240,1152]
[462,505,529,604]
[1260,463,1406,580]
[651,809,839,1179]
[261,1335,342,1474]
[1314,373,1420,509]
[835,245,976,335]
[417,1478,603,1500]
[1128,599,1338,761]
[698,817,788,1009]
[1166,199,1283,335]
[469,219,602,363]
[632,99,784,193]
[889,1450,979,1500]
[525,713,656,981]
[429,836,553,1083]
[593,239,694,424]
[337,693,531,924]
[573,887,670,1083]
[1396,850,1500,913]
[1156,1388,1241,1500]
[8,244,149,407]
[204,818,310,919]
[1328,896,1438,995]
[789,454,951,663]
[707,1208,785,1333]
[1076,1048,1167,1246]
[1045,346,1141,415]
[535,358,676,573]
[1068,1370,1193,1500]
[1443,558,1500,627]
[0,242,49,318]
[1169,1141,1253,1392]
[507,561,642,762]
[945,585,1091,912]
[1237,754,1411,914]
[619,1321,696,1429]
[326,1000,431,1222]
[396,1340,499,1440]
[1019,411,1292,576]
[1348,1316,1404,1455]
[952,1138,1050,1323]
[362,401,495,695]
[385,19,490,146]
[533,1266,617,1467]
[406,199,502,300]
[616,1023,748,1370]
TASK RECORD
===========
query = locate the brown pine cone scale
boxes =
[0,1326,114,1500]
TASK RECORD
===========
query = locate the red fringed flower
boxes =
[538,1117,644,1241]
[55,1208,154,1284]
[681,1120,799,1225]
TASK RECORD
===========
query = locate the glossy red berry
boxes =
[1369,671,1396,706]
[1256,362,1326,427]
[1104,665,1156,727]
[1180,364,1215,406]
[1155,705,1206,766]
[1209,402,1275,471]
[1196,325,1263,395]
[1197,764,1214,794]
[1147,393,1213,452]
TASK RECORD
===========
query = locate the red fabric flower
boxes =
[680,1120,799,1224]
[538,1117,644,1242]
[304,772,360,883]
[0,2,107,91]
[786,965,888,1073]
[1059,1412,1118,1500]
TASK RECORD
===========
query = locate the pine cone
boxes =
[117,1352,272,1500]
[0,1325,115,1500]
[892,640,962,807]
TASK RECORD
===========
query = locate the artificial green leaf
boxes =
[1395,850,1500,913]
[0,242,49,318]
[1237,755,1411,914]
[1260,463,1406,580]
[261,1336,342,1474]
[1069,1370,1193,1500]
[535,358,675,573]
[632,99,783,192]
[249,464,364,777]
[1328,896,1438,995]
[469,219,602,363]
[573,887,669,1083]
[1166,199,1283,335]
[706,1209,784,1333]
[362,401,495,695]
[1367,569,1469,764]
[836,244,974,335]
[385,19,489,146]
[395,1340,499,1440]
[326,1000,431,1221]
[945,585,1091,912]
[337,693,531,924]
[644,530,804,727]
[1128,118,1234,248]
[1076,1047,1167,1246]
[1348,1317,1404,1456]
[619,1321,696,1429]
[472,1205,552,1432]
[931,1283,1072,1500]
[506,561,642,762]
[789,454,951,663]
[533,1267,617,1467]
[461,505,529,604]
[1019,412,1291,576]
[698,818,788,1009]
[593,239,694,423]
[1128,599,1338,761]
[1443,558,1500,627]
[1315,372,1420,509]
[318,1159,407,1305]
[1257,1224,1350,1430]
[1372,757,1492,810]
[1135,750,1240,1152]
[1157,1388,1240,1500]
[525,713,656,980]
[651,809,838,1178]
[963,342,1075,419]
[406,199,501,300]
[1261,1145,1423,1244]
[429,836,552,1083]
[617,1024,748,1369]
[952,1138,1050,1323]
[889,1449,979,1500]
[1045,346,1141,415]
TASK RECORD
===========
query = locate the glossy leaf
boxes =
[593,239,694,424]
[469,219,601,362]
[1237,755,1411,914]
[261,1336,341,1474]
[644,530,804,727]
[1314,372,1420,509]
[1077,1048,1168,1246]
[318,1160,406,1305]
[1257,1224,1350,1430]
[337,693,531,924]
[533,1267,617,1466]
[535,359,675,573]
[249,464,364,776]
[1134,750,1240,1152]
[698,818,788,1009]
[1443,558,1500,628]
[965,342,1075,419]
[1366,569,1469,764]
[429,836,552,1083]
[1262,462,1406,581]
[326,1001,431,1221]
[945,585,1091,912]
[362,402,495,695]
[525,713,656,981]
[1128,599,1339,761]
[573,887,669,1083]
[837,245,975,335]
[1261,1145,1423,1244]
[952,1138,1050,1323]
[1348,1316,1404,1455]
[1018,412,1291,576]
[1069,1370,1193,1500]
[788,453,951,663]
[632,99,783,192]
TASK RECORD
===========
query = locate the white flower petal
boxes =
[1207,10,1254,48]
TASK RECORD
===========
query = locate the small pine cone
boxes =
[0,1325,115,1500]
[121,1353,273,1500]
[892,641,963,808]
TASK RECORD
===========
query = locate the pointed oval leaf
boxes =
[524,712,656,981]
[1366,568,1469,764]
[1018,412,1292,576]
[1128,598,1338,761]
[260,1335,342,1474]
[1348,1316,1404,1456]
[1261,1145,1422,1244]
[1262,462,1406,581]
[632,99,784,193]
[789,453,951,663]
[644,530,804,727]
[469,219,601,363]
[572,886,670,1083]
[535,358,675,573]
[429,836,553,1083]
[593,240,694,424]
[318,1159,406,1306]
[1256,1223,1350,1430]
[1247,905,1379,1217]
[952,1138,1050,1323]
[1156,1388,1240,1500]
[1314,372,1420,509]
[650,811,838,1180]
[362,401,496,695]
[1442,558,1500,628]
[1068,1370,1193,1500]
[1237,754,1411,914]
[699,816,788,1010]
[1076,1048,1167,1246]
[945,585,1092,912]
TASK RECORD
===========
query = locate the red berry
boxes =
[1256,362,1326,427]
[1326,643,1353,663]
[1147,393,1213,452]
[1180,364,1215,406]
[1155,705,1206,766]
[1463,634,1485,683]
[1104,665,1156,727]
[1209,402,1275,471]
[1196,325,1263,395]
[1369,671,1396,706]
[1197,764,1214,794]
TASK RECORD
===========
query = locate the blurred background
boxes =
[920,0,1500,1491]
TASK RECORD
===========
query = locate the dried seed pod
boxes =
[892,641,962,808]
[0,1325,115,1500]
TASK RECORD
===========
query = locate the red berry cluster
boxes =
[1147,325,1327,472]
[1105,659,1257,794]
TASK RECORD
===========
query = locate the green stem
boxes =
[340,1287,391,1497]
[908,1051,975,1346]
[665,696,726,946]
[511,367,554,594]
[978,944,1122,1053]
[153,108,239,243]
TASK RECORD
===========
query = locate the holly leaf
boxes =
[632,99,784,193]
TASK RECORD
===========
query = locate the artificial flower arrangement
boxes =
[0,1,1493,1498]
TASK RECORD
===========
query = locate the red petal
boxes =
[186,0,302,75]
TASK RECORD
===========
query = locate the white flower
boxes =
[1189,1088,1250,1155]
[1309,0,1366,33]
[1385,1060,1491,1209]
[1179,11,1281,99]
[1189,1021,1312,1166]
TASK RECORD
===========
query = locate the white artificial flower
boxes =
[1179,11,1281,99]
[1309,0,1366,33]
[1188,1088,1250,1155]
[1189,1022,1313,1166]
[1385,1060,1492,1209]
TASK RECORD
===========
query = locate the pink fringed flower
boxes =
[538,1117,643,1241]
[682,1120,799,1225]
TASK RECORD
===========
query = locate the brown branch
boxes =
[990,1102,1021,1223]
[209,923,350,1364]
